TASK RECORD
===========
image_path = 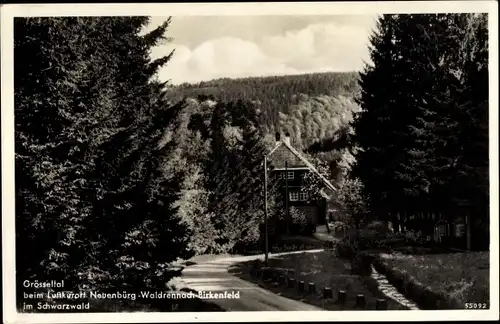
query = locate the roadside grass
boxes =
[373,251,489,309]
[229,251,408,310]
[271,235,328,252]
[232,235,328,256]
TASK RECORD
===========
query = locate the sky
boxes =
[145,15,378,85]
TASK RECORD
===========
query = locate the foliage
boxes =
[289,207,308,225]
[14,16,192,299]
[287,207,314,235]
[336,175,369,228]
[15,16,286,306]
[170,74,362,189]
[191,98,282,253]
[375,251,489,309]
[279,95,360,151]
[300,156,332,202]
[336,239,358,260]
[168,72,360,133]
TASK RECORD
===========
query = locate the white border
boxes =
[1,2,498,323]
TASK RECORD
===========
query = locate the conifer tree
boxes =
[14,16,192,296]
[352,15,410,218]
[353,13,489,248]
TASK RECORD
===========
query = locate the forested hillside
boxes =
[167,73,362,179]
[167,72,360,134]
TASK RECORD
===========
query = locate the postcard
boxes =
[1,1,498,323]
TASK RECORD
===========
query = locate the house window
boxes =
[299,192,309,201]
[289,192,299,201]
[287,171,294,179]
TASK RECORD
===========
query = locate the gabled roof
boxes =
[267,140,337,193]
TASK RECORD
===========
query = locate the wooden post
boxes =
[376,298,387,310]
[264,156,269,265]
[337,290,347,304]
[298,280,305,293]
[356,294,366,308]
[308,282,316,294]
[466,214,471,251]
[285,161,290,235]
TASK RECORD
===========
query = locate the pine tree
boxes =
[14,16,192,297]
[353,13,489,248]
[352,15,413,218]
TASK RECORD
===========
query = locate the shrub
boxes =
[351,253,374,276]
[289,207,314,235]
[330,221,348,233]
[336,238,358,259]
[367,221,386,231]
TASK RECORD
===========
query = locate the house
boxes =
[266,132,337,234]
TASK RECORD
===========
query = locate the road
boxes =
[180,250,325,311]
[313,224,341,242]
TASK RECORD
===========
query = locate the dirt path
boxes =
[180,250,324,311]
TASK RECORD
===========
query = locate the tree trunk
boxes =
[466,214,471,250]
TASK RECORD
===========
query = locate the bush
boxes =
[351,253,374,276]
[329,221,348,233]
[351,227,388,250]
[344,224,434,251]
[336,238,358,259]
[366,221,386,231]
[288,207,314,235]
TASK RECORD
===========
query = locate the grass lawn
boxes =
[229,251,409,310]
[375,251,489,309]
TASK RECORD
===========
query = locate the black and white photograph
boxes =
[1,2,498,323]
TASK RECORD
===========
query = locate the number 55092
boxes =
[464,303,488,309]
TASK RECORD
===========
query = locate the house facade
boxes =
[266,132,337,233]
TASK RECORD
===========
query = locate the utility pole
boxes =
[466,214,471,251]
[264,156,269,265]
[285,161,290,235]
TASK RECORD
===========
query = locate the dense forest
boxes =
[168,73,362,181]
[15,17,286,307]
[14,12,490,310]
[167,71,360,133]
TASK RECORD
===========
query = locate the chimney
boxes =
[275,132,281,144]
[284,132,291,145]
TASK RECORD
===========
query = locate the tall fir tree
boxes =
[353,13,489,248]
[14,16,193,298]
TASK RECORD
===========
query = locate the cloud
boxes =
[149,17,376,84]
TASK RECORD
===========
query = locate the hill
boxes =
[166,72,360,134]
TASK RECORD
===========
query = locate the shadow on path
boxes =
[180,250,324,311]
